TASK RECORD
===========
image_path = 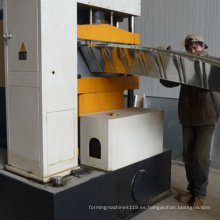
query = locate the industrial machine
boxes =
[1,0,220,219]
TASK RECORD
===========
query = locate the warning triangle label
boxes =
[20,42,26,51]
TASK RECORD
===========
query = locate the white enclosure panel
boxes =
[81,108,163,171]
[111,110,163,166]
[7,86,40,161]
[4,0,78,182]
[41,0,77,112]
[47,110,75,166]
[8,154,41,176]
[77,0,141,16]
[5,0,39,72]
[81,117,109,169]
[7,72,39,87]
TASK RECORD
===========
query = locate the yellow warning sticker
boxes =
[20,42,26,51]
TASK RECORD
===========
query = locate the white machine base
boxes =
[80,107,164,171]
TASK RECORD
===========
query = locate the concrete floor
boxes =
[130,161,220,220]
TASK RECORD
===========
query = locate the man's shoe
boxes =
[192,196,205,208]
[179,192,194,203]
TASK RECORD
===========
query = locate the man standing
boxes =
[160,34,220,207]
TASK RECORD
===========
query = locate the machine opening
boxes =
[89,138,101,159]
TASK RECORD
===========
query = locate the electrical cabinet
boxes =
[3,0,78,182]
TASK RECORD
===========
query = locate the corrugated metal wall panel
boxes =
[134,0,220,98]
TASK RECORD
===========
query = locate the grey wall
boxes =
[134,0,220,98]
[129,0,220,168]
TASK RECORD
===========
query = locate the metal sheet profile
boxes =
[79,43,220,93]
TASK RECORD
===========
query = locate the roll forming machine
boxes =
[0,0,220,219]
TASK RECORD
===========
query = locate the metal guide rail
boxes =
[79,43,220,93]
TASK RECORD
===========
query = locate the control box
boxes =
[80,107,164,171]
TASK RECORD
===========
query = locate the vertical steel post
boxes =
[127,16,135,107]
[90,8,93,24]
[110,12,114,25]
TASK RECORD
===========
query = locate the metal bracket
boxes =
[52,176,63,187]
[72,168,85,178]
[3,33,12,45]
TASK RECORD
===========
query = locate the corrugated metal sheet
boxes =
[134,0,220,98]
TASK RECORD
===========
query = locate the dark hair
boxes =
[185,40,204,51]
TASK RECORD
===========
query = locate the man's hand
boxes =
[191,51,208,56]
[157,45,172,50]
